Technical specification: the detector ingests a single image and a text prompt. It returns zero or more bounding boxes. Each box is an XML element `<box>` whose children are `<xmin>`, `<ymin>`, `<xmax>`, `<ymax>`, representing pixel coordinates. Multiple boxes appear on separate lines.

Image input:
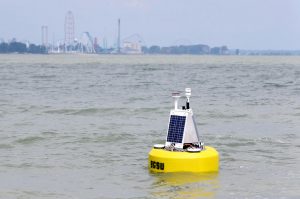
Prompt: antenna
<box><xmin>172</xmin><ymin>92</ymin><xmax>181</xmax><ymax>110</ymax></box>
<box><xmin>185</xmin><ymin>88</ymin><xmax>191</xmax><ymax>109</ymax></box>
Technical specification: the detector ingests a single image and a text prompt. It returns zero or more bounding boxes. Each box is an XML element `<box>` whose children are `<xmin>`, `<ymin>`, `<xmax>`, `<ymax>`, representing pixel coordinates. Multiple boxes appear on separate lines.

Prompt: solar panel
<box><xmin>167</xmin><ymin>115</ymin><xmax>186</xmax><ymax>143</ymax></box>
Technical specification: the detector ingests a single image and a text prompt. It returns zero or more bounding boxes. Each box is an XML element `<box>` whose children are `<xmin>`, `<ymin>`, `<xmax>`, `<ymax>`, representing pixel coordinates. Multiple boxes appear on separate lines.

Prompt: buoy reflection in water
<box><xmin>150</xmin><ymin>172</ymin><xmax>219</xmax><ymax>198</ymax></box>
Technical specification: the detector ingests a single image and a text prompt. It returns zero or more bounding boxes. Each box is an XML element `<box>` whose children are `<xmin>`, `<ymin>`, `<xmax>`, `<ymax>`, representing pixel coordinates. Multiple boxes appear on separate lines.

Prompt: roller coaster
<box><xmin>79</xmin><ymin>32</ymin><xmax>95</xmax><ymax>53</ymax></box>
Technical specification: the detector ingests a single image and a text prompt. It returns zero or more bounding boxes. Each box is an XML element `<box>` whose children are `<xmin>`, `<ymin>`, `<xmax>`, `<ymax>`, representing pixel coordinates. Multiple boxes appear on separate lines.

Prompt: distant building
<box><xmin>121</xmin><ymin>34</ymin><xmax>144</xmax><ymax>54</ymax></box>
<box><xmin>122</xmin><ymin>41</ymin><xmax>142</xmax><ymax>54</ymax></box>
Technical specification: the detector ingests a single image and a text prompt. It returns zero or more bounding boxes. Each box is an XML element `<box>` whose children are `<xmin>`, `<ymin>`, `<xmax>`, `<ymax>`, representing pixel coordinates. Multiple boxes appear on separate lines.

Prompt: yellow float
<box><xmin>148</xmin><ymin>88</ymin><xmax>219</xmax><ymax>173</ymax></box>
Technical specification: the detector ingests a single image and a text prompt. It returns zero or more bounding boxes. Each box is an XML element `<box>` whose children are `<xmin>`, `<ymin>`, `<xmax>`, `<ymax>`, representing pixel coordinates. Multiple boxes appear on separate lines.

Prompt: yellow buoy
<box><xmin>148</xmin><ymin>88</ymin><xmax>219</xmax><ymax>173</ymax></box>
<box><xmin>149</xmin><ymin>146</ymin><xmax>219</xmax><ymax>173</ymax></box>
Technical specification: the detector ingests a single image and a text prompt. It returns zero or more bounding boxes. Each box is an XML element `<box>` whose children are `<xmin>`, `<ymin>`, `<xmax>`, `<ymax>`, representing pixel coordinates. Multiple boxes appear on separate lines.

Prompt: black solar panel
<box><xmin>167</xmin><ymin>115</ymin><xmax>186</xmax><ymax>143</ymax></box>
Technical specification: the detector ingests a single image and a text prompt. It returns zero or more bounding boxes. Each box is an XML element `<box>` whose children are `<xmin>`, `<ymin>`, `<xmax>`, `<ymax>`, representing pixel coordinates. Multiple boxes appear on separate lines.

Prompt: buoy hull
<box><xmin>148</xmin><ymin>146</ymin><xmax>219</xmax><ymax>173</ymax></box>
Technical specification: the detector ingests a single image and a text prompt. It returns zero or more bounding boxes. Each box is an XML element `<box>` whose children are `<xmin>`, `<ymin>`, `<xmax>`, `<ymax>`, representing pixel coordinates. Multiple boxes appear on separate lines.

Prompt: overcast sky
<box><xmin>1</xmin><ymin>0</ymin><xmax>300</xmax><ymax>50</ymax></box>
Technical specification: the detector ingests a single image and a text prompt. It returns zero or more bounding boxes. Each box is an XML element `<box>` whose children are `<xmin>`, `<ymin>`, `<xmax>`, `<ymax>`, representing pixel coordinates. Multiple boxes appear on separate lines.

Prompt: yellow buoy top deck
<box><xmin>148</xmin><ymin>88</ymin><xmax>219</xmax><ymax>173</ymax></box>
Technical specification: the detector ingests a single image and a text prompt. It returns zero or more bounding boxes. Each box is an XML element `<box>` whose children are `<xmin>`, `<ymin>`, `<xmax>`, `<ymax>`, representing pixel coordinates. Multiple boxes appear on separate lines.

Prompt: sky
<box><xmin>0</xmin><ymin>0</ymin><xmax>300</xmax><ymax>50</ymax></box>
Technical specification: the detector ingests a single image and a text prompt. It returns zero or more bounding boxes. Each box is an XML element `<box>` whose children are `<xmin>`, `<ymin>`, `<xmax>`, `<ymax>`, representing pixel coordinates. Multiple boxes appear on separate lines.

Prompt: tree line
<box><xmin>0</xmin><ymin>41</ymin><xmax>47</xmax><ymax>54</ymax></box>
<box><xmin>142</xmin><ymin>44</ymin><xmax>229</xmax><ymax>55</ymax></box>
<box><xmin>0</xmin><ymin>41</ymin><xmax>230</xmax><ymax>55</ymax></box>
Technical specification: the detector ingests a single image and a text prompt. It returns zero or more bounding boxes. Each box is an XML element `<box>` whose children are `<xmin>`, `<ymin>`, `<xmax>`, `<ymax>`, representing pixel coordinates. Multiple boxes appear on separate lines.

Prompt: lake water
<box><xmin>0</xmin><ymin>54</ymin><xmax>299</xmax><ymax>199</ymax></box>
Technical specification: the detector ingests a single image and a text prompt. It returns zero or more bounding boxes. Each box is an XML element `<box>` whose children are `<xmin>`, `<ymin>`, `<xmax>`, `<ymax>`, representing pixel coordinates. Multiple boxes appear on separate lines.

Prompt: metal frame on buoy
<box><xmin>165</xmin><ymin>88</ymin><xmax>202</xmax><ymax>151</ymax></box>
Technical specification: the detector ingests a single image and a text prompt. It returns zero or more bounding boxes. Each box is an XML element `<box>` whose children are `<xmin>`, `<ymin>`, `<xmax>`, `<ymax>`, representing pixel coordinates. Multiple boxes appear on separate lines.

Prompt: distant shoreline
<box><xmin>1</xmin><ymin>53</ymin><xmax>300</xmax><ymax>57</ymax></box>
<box><xmin>2</xmin><ymin>41</ymin><xmax>300</xmax><ymax>56</ymax></box>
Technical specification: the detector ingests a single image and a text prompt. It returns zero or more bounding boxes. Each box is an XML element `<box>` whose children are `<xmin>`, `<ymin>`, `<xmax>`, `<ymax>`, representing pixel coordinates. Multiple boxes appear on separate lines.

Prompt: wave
<box><xmin>202</xmin><ymin>134</ymin><xmax>292</xmax><ymax>146</ymax></box>
<box><xmin>14</xmin><ymin>136</ymin><xmax>45</xmax><ymax>145</ymax></box>
<box><xmin>44</xmin><ymin>108</ymin><xmax>123</xmax><ymax>115</ymax></box>
<box><xmin>263</xmin><ymin>82</ymin><xmax>291</xmax><ymax>88</ymax></box>
<box><xmin>205</xmin><ymin>112</ymin><xmax>249</xmax><ymax>119</ymax></box>
<box><xmin>0</xmin><ymin>143</ymin><xmax>14</xmax><ymax>149</ymax></box>
<box><xmin>30</xmin><ymin>75</ymin><xmax>57</xmax><ymax>79</ymax></box>
<box><xmin>44</xmin><ymin>107</ymin><xmax>163</xmax><ymax>116</ymax></box>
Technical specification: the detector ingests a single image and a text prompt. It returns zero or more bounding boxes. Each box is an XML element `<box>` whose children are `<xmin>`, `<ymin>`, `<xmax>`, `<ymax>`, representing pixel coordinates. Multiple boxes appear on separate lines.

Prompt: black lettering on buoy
<box><xmin>160</xmin><ymin>163</ymin><xmax>164</xmax><ymax>170</ymax></box>
<box><xmin>150</xmin><ymin>160</ymin><xmax>165</xmax><ymax>170</ymax></box>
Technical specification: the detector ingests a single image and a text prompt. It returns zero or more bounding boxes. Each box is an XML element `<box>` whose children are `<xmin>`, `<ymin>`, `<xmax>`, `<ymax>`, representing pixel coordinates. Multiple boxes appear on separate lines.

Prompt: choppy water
<box><xmin>0</xmin><ymin>54</ymin><xmax>299</xmax><ymax>199</ymax></box>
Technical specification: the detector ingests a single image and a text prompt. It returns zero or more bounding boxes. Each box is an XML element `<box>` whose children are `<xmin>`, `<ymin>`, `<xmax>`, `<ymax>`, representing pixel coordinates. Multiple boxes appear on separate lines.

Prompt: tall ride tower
<box><xmin>41</xmin><ymin>25</ymin><xmax>48</xmax><ymax>46</ymax></box>
<box><xmin>64</xmin><ymin>11</ymin><xmax>75</xmax><ymax>48</ymax></box>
